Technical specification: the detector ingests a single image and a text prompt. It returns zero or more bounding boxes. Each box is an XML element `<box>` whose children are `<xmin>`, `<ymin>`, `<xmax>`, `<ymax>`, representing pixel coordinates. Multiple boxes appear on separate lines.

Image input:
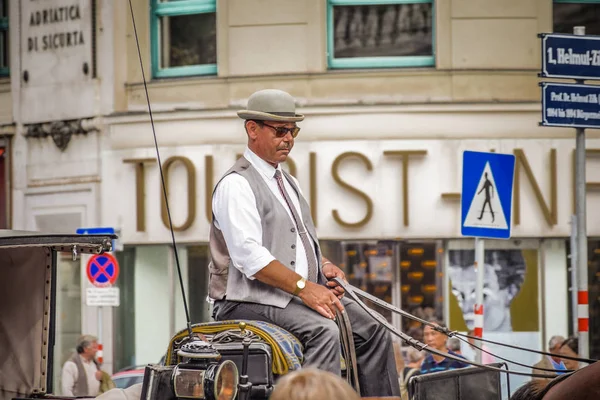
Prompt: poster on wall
<box><xmin>448</xmin><ymin>248</ymin><xmax>538</xmax><ymax>333</ymax></box>
<box><xmin>447</xmin><ymin>247</ymin><xmax>540</xmax><ymax>394</ymax></box>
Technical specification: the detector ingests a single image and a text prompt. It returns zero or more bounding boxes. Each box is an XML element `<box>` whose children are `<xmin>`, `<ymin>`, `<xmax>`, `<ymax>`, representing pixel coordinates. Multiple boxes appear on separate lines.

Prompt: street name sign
<box><xmin>541</xmin><ymin>82</ymin><xmax>600</xmax><ymax>129</ymax></box>
<box><xmin>540</xmin><ymin>33</ymin><xmax>600</xmax><ymax>80</ymax></box>
<box><xmin>461</xmin><ymin>151</ymin><xmax>516</xmax><ymax>240</ymax></box>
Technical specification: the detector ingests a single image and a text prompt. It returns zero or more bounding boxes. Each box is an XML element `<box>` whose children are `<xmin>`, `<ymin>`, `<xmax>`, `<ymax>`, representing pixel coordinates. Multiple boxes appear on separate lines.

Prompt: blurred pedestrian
<box><xmin>269</xmin><ymin>367</ymin><xmax>360</xmax><ymax>400</ymax></box>
<box><xmin>532</xmin><ymin>335</ymin><xmax>566</xmax><ymax>381</ymax></box>
<box><xmin>392</xmin><ymin>337</ymin><xmax>406</xmax><ymax>380</ymax></box>
<box><xmin>420</xmin><ymin>320</ymin><xmax>469</xmax><ymax>374</ymax></box>
<box><xmin>447</xmin><ymin>337</ymin><xmax>462</xmax><ymax>355</ymax></box>
<box><xmin>407</xmin><ymin>325</ymin><xmax>424</xmax><ymax>342</ymax></box>
<box><xmin>399</xmin><ymin>346</ymin><xmax>424</xmax><ymax>400</ymax></box>
<box><xmin>467</xmin><ymin>329</ymin><xmax>496</xmax><ymax>364</ymax></box>
<box><xmin>559</xmin><ymin>336</ymin><xmax>580</xmax><ymax>372</ymax></box>
<box><xmin>61</xmin><ymin>334</ymin><xmax>114</xmax><ymax>396</ymax></box>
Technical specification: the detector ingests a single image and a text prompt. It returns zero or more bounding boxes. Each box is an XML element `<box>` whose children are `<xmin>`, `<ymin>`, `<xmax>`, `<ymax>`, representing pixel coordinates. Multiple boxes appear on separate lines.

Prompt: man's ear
<box><xmin>246</xmin><ymin>120</ymin><xmax>259</xmax><ymax>140</ymax></box>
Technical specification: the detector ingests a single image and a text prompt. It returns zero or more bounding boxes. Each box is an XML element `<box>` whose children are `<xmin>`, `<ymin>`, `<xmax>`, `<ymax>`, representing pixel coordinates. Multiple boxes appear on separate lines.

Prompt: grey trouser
<box><xmin>212</xmin><ymin>295</ymin><xmax>400</xmax><ymax>397</ymax></box>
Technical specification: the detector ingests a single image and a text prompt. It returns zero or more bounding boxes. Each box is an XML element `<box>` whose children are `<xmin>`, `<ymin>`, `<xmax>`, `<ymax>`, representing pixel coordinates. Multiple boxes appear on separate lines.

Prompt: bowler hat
<box><xmin>237</xmin><ymin>89</ymin><xmax>304</xmax><ymax>122</ymax></box>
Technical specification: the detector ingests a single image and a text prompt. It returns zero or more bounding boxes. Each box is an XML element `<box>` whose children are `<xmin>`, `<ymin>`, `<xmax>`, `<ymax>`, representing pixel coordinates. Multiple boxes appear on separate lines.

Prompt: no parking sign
<box><xmin>86</xmin><ymin>253</ymin><xmax>120</xmax><ymax>287</ymax></box>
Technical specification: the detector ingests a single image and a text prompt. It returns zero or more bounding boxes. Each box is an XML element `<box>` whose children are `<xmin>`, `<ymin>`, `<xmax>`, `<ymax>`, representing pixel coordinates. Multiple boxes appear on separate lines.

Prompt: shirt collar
<box><xmin>79</xmin><ymin>354</ymin><xmax>92</xmax><ymax>364</ymax></box>
<box><xmin>244</xmin><ymin>147</ymin><xmax>282</xmax><ymax>180</ymax></box>
<box><xmin>549</xmin><ymin>356</ymin><xmax>566</xmax><ymax>370</ymax></box>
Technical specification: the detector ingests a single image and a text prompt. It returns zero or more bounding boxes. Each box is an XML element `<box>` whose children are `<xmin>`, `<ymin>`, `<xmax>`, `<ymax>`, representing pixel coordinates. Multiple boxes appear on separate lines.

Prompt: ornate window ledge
<box><xmin>24</xmin><ymin>117</ymin><xmax>101</xmax><ymax>151</ymax></box>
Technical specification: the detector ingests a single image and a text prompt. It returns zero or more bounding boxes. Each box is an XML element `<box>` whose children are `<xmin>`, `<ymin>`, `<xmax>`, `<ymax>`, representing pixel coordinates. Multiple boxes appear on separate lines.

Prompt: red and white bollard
<box><xmin>97</xmin><ymin>343</ymin><xmax>104</xmax><ymax>365</ymax></box>
<box><xmin>473</xmin><ymin>304</ymin><xmax>484</xmax><ymax>339</ymax></box>
<box><xmin>578</xmin><ymin>290</ymin><xmax>589</xmax><ymax>333</ymax></box>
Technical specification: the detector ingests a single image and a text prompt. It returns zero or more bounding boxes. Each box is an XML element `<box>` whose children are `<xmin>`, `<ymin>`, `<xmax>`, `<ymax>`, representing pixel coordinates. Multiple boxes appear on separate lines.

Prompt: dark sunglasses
<box><xmin>259</xmin><ymin>121</ymin><xmax>301</xmax><ymax>138</ymax></box>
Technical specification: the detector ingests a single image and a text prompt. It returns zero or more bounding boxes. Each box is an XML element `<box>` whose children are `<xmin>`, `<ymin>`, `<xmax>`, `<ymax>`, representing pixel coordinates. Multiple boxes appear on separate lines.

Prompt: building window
<box><xmin>320</xmin><ymin>240</ymin><xmax>443</xmax><ymax>333</ymax></box>
<box><xmin>554</xmin><ymin>1</ymin><xmax>600</xmax><ymax>35</ymax></box>
<box><xmin>325</xmin><ymin>241</ymin><xmax>397</xmax><ymax>323</ymax></box>
<box><xmin>151</xmin><ymin>0</ymin><xmax>217</xmax><ymax>78</ymax></box>
<box><xmin>0</xmin><ymin>0</ymin><xmax>8</xmax><ymax>77</ymax></box>
<box><xmin>327</xmin><ymin>0</ymin><xmax>434</xmax><ymax>69</ymax></box>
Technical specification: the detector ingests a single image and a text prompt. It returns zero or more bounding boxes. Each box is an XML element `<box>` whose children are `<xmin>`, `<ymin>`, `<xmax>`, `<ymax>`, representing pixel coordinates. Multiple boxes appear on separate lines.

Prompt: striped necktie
<box><xmin>274</xmin><ymin>170</ymin><xmax>318</xmax><ymax>282</ymax></box>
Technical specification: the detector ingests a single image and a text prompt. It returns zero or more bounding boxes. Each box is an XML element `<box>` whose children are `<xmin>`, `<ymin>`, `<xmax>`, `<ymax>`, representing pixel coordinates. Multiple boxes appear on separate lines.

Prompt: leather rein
<box><xmin>332</xmin><ymin>277</ymin><xmax>597</xmax><ymax>380</ymax></box>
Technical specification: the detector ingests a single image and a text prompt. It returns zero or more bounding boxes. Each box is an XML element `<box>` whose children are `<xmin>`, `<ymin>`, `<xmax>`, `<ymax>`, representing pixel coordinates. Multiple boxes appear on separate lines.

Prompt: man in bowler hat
<box><xmin>207</xmin><ymin>89</ymin><xmax>400</xmax><ymax>397</ymax></box>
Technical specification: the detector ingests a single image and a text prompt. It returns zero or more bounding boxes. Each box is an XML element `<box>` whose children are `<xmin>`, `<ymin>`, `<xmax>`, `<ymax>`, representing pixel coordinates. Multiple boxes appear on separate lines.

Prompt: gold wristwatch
<box><xmin>293</xmin><ymin>277</ymin><xmax>307</xmax><ymax>295</ymax></box>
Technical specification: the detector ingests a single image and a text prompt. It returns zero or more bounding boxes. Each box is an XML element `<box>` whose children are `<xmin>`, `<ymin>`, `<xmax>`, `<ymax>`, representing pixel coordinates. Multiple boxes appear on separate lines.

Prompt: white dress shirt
<box><xmin>61</xmin><ymin>355</ymin><xmax>100</xmax><ymax>396</ymax></box>
<box><xmin>212</xmin><ymin>147</ymin><xmax>317</xmax><ymax>280</ymax></box>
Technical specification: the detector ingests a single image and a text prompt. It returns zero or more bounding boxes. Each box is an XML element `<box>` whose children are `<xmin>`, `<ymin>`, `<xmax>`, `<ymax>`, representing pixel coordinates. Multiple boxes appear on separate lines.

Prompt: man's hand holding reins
<box><xmin>298</xmin><ymin>281</ymin><xmax>344</xmax><ymax>320</ymax></box>
<box><xmin>322</xmin><ymin>261</ymin><xmax>347</xmax><ymax>299</ymax></box>
<box><xmin>252</xmin><ymin>260</ymin><xmax>344</xmax><ymax>320</ymax></box>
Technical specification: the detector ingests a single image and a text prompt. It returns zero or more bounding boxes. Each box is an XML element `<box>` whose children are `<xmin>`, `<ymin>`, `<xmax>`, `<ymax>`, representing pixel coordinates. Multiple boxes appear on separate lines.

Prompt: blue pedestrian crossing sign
<box><xmin>461</xmin><ymin>151</ymin><xmax>516</xmax><ymax>239</ymax></box>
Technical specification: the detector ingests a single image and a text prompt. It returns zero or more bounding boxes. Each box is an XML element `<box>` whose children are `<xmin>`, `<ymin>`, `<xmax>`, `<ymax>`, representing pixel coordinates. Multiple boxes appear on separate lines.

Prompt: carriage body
<box><xmin>0</xmin><ymin>230</ymin><xmax>116</xmax><ymax>400</ymax></box>
<box><xmin>0</xmin><ymin>230</ymin><xmax>359</xmax><ymax>400</ymax></box>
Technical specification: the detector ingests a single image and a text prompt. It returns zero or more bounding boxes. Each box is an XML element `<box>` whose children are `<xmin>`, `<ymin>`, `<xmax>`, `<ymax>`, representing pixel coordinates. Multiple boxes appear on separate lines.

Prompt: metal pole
<box><xmin>570</xmin><ymin>215</ymin><xmax>579</xmax><ymax>337</ymax></box>
<box><xmin>474</xmin><ymin>237</ymin><xmax>485</xmax><ymax>364</ymax></box>
<box><xmin>574</xmin><ymin>25</ymin><xmax>589</xmax><ymax>359</ymax></box>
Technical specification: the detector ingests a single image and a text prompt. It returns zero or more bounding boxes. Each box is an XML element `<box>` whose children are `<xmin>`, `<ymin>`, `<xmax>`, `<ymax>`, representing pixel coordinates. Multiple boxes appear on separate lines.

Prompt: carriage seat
<box><xmin>164</xmin><ymin>320</ymin><xmax>304</xmax><ymax>375</ymax></box>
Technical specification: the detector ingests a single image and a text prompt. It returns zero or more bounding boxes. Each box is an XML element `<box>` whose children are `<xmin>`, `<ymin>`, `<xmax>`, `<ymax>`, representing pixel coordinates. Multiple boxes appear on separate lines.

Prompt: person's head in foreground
<box><xmin>269</xmin><ymin>367</ymin><xmax>360</xmax><ymax>400</ymax></box>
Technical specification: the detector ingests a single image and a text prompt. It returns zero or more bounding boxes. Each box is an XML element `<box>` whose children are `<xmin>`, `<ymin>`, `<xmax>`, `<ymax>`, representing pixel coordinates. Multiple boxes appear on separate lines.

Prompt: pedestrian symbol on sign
<box><xmin>461</xmin><ymin>151</ymin><xmax>515</xmax><ymax>240</ymax></box>
<box><xmin>477</xmin><ymin>172</ymin><xmax>495</xmax><ymax>222</ymax></box>
<box><xmin>463</xmin><ymin>162</ymin><xmax>508</xmax><ymax>230</ymax></box>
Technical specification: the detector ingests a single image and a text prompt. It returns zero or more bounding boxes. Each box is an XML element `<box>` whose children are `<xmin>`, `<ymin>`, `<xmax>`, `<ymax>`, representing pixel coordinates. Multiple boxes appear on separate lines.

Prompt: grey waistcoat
<box><xmin>208</xmin><ymin>156</ymin><xmax>324</xmax><ymax>308</ymax></box>
<box><xmin>69</xmin><ymin>353</ymin><xmax>99</xmax><ymax>396</ymax></box>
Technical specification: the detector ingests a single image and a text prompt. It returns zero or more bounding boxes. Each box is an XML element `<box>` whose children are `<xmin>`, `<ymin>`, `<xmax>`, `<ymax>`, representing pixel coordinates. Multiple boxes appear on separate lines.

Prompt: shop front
<box><xmin>101</xmin><ymin>111</ymin><xmax>600</xmax><ymax>386</ymax></box>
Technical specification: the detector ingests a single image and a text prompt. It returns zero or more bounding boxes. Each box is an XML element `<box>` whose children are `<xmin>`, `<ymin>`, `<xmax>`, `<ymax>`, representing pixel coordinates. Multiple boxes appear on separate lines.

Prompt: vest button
<box><xmin>291</xmin><ymin>261</ymin><xmax>295</xmax><ymax>266</ymax></box>
<box><xmin>291</xmin><ymin>227</ymin><xmax>296</xmax><ymax>233</ymax></box>
<box><xmin>291</xmin><ymin>244</ymin><xmax>296</xmax><ymax>249</ymax></box>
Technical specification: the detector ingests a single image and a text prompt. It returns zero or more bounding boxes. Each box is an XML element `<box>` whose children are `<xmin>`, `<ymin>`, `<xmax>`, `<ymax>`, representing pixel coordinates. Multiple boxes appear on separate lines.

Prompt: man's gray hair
<box><xmin>548</xmin><ymin>335</ymin><xmax>566</xmax><ymax>350</ymax></box>
<box><xmin>447</xmin><ymin>337</ymin><xmax>462</xmax><ymax>352</ymax></box>
<box><xmin>76</xmin><ymin>334</ymin><xmax>98</xmax><ymax>353</ymax></box>
<box><xmin>405</xmin><ymin>346</ymin><xmax>425</xmax><ymax>363</ymax></box>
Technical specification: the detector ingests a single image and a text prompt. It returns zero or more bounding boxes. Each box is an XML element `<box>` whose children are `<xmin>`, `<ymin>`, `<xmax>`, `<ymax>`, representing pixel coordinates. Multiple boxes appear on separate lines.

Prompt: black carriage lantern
<box><xmin>172</xmin><ymin>337</ymin><xmax>239</xmax><ymax>400</ymax></box>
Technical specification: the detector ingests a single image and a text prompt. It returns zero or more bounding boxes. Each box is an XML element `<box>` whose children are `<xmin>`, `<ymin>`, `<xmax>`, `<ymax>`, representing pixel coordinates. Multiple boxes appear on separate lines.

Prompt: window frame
<box><xmin>552</xmin><ymin>0</ymin><xmax>600</xmax><ymax>35</ymax></box>
<box><xmin>554</xmin><ymin>0</ymin><xmax>600</xmax><ymax>3</ymax></box>
<box><xmin>0</xmin><ymin>0</ymin><xmax>8</xmax><ymax>78</ymax></box>
<box><xmin>150</xmin><ymin>0</ymin><xmax>217</xmax><ymax>79</ymax></box>
<box><xmin>326</xmin><ymin>0</ymin><xmax>436</xmax><ymax>70</ymax></box>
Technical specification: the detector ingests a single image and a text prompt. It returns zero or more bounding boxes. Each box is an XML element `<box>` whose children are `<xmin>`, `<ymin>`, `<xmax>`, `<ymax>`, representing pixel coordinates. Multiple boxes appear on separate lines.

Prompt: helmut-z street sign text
<box><xmin>540</xmin><ymin>33</ymin><xmax>600</xmax><ymax>80</ymax></box>
<box><xmin>541</xmin><ymin>82</ymin><xmax>600</xmax><ymax>129</ymax></box>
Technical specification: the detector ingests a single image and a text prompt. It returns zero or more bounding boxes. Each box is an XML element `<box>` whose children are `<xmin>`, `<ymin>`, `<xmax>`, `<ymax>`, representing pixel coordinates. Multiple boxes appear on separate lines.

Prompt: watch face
<box><xmin>298</xmin><ymin>279</ymin><xmax>306</xmax><ymax>289</ymax></box>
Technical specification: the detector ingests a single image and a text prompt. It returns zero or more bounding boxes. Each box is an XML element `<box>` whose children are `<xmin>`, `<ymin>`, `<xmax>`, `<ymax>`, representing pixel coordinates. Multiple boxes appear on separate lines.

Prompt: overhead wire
<box><xmin>128</xmin><ymin>0</ymin><xmax>194</xmax><ymax>338</ymax></box>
